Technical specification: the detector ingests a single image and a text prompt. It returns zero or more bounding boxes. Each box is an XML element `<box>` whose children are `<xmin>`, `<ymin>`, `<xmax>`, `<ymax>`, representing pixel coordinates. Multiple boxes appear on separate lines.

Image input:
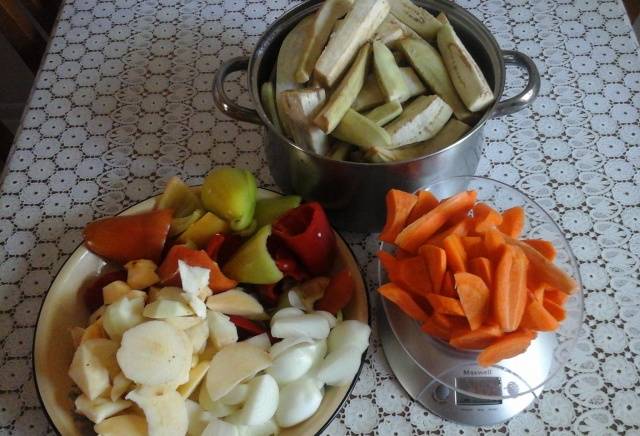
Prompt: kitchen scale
<box><xmin>376</xmin><ymin>176</ymin><xmax>584</xmax><ymax>426</ymax></box>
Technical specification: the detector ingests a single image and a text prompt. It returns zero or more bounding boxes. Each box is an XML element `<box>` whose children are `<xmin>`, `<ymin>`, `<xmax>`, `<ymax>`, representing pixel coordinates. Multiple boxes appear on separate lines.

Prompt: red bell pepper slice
<box><xmin>157</xmin><ymin>245</ymin><xmax>237</xmax><ymax>292</ymax></box>
<box><xmin>82</xmin><ymin>269</ymin><xmax>127</xmax><ymax>312</ymax></box>
<box><xmin>205</xmin><ymin>233</ymin><xmax>243</xmax><ymax>266</ymax></box>
<box><xmin>84</xmin><ymin>209</ymin><xmax>173</xmax><ymax>264</ymax></box>
<box><xmin>266</xmin><ymin>237</ymin><xmax>308</xmax><ymax>282</ymax></box>
<box><xmin>315</xmin><ymin>268</ymin><xmax>355</xmax><ymax>315</ymax></box>
<box><xmin>272</xmin><ymin>202</ymin><xmax>336</xmax><ymax>275</ymax></box>
<box><xmin>229</xmin><ymin>315</ymin><xmax>267</xmax><ymax>337</ymax></box>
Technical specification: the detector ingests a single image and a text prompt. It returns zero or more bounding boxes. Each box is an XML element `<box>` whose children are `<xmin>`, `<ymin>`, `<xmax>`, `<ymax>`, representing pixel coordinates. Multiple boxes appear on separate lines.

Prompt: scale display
<box><xmin>454</xmin><ymin>377</ymin><xmax>503</xmax><ymax>405</ymax></box>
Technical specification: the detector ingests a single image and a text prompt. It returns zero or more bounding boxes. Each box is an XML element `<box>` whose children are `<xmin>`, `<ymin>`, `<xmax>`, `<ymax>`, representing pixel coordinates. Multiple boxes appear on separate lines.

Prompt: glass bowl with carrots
<box><xmin>376</xmin><ymin>175</ymin><xmax>583</xmax><ymax>401</ymax></box>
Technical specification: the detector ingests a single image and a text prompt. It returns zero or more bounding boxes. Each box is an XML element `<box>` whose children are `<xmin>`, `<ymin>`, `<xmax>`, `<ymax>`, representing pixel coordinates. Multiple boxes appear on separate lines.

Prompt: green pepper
<box><xmin>254</xmin><ymin>196</ymin><xmax>302</xmax><ymax>228</ymax></box>
<box><xmin>222</xmin><ymin>225</ymin><xmax>284</xmax><ymax>284</ymax></box>
<box><xmin>201</xmin><ymin>167</ymin><xmax>257</xmax><ymax>231</ymax></box>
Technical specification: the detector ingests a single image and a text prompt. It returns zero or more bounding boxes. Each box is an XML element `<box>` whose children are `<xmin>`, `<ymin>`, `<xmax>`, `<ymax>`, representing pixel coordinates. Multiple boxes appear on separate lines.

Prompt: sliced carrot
<box><xmin>395</xmin><ymin>256</ymin><xmax>432</xmax><ymax>296</ymax></box>
<box><xmin>504</xmin><ymin>235</ymin><xmax>577</xmax><ymax>294</ymax></box>
<box><xmin>443</xmin><ymin>234</ymin><xmax>467</xmax><ymax>273</ymax></box>
<box><xmin>378</xmin><ymin>251</ymin><xmax>431</xmax><ymax>296</ymax></box>
<box><xmin>461</xmin><ymin>236</ymin><xmax>484</xmax><ymax>259</ymax></box>
<box><xmin>419</xmin><ymin>244</ymin><xmax>446</xmax><ymax>294</ymax></box>
<box><xmin>498</xmin><ymin>207</ymin><xmax>525</xmax><ymax>238</ymax></box>
<box><xmin>520</xmin><ymin>299</ymin><xmax>559</xmax><ymax>331</ymax></box>
<box><xmin>421</xmin><ymin>317</ymin><xmax>452</xmax><ymax>341</ymax></box>
<box><xmin>395</xmin><ymin>190</ymin><xmax>477</xmax><ymax>253</ymax></box>
<box><xmin>425</xmin><ymin>293</ymin><xmax>465</xmax><ymax>317</ymax></box>
<box><xmin>446</xmin><ymin>208</ymin><xmax>472</xmax><ymax>226</ymax></box>
<box><xmin>378</xmin><ymin>283</ymin><xmax>430</xmax><ymax>322</ymax></box>
<box><xmin>543</xmin><ymin>298</ymin><xmax>566</xmax><ymax>321</ymax></box>
<box><xmin>407</xmin><ymin>190</ymin><xmax>439</xmax><ymax>224</ymax></box>
<box><xmin>493</xmin><ymin>244</ymin><xmax>514</xmax><ymax>332</ymax></box>
<box><xmin>377</xmin><ymin>250</ymin><xmax>398</xmax><ymax>278</ymax></box>
<box><xmin>427</xmin><ymin>218</ymin><xmax>471</xmax><ymax>248</ymax></box>
<box><xmin>450</xmin><ymin>324</ymin><xmax>503</xmax><ymax>350</ymax></box>
<box><xmin>440</xmin><ymin>271</ymin><xmax>457</xmax><ymax>298</ymax></box>
<box><xmin>432</xmin><ymin>312</ymin><xmax>469</xmax><ymax>331</ymax></box>
<box><xmin>477</xmin><ymin>330</ymin><xmax>536</xmax><ymax>367</ymax></box>
<box><xmin>482</xmin><ymin>228</ymin><xmax>505</xmax><ymax>262</ymax></box>
<box><xmin>471</xmin><ymin>203</ymin><xmax>503</xmax><ymax>233</ymax></box>
<box><xmin>530</xmin><ymin>283</ymin><xmax>545</xmax><ymax>302</ymax></box>
<box><xmin>545</xmin><ymin>288</ymin><xmax>568</xmax><ymax>305</ymax></box>
<box><xmin>506</xmin><ymin>246</ymin><xmax>529</xmax><ymax>332</ymax></box>
<box><xmin>379</xmin><ymin>189</ymin><xmax>418</xmax><ymax>243</ymax></box>
<box><xmin>523</xmin><ymin>239</ymin><xmax>557</xmax><ymax>261</ymax></box>
<box><xmin>469</xmin><ymin>257</ymin><xmax>493</xmax><ymax>289</ymax></box>
<box><xmin>395</xmin><ymin>248</ymin><xmax>413</xmax><ymax>260</ymax></box>
<box><xmin>455</xmin><ymin>272</ymin><xmax>491</xmax><ymax>330</ymax></box>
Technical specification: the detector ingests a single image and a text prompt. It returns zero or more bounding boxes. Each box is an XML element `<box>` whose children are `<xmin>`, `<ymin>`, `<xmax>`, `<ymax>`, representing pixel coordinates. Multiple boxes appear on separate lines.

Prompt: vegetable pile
<box><xmin>376</xmin><ymin>188</ymin><xmax>578</xmax><ymax>367</ymax></box>
<box><xmin>261</xmin><ymin>0</ymin><xmax>494</xmax><ymax>162</ymax></box>
<box><xmin>70</xmin><ymin>167</ymin><xmax>369</xmax><ymax>436</ymax></box>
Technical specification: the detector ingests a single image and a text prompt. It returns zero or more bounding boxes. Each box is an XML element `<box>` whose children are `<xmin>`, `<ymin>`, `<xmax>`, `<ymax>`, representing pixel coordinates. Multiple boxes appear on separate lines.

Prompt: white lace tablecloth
<box><xmin>1</xmin><ymin>0</ymin><xmax>640</xmax><ymax>434</ymax></box>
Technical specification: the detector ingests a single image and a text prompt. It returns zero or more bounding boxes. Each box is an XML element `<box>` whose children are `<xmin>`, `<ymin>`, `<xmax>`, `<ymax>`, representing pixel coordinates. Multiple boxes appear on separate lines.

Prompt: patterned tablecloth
<box><xmin>1</xmin><ymin>0</ymin><xmax>640</xmax><ymax>434</ymax></box>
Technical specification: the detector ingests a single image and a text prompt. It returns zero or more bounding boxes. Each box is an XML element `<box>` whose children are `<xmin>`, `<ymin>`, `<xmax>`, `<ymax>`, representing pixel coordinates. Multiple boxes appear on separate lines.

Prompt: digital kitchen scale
<box><xmin>379</xmin><ymin>294</ymin><xmax>581</xmax><ymax>426</ymax></box>
<box><xmin>376</xmin><ymin>176</ymin><xmax>584</xmax><ymax>426</ymax></box>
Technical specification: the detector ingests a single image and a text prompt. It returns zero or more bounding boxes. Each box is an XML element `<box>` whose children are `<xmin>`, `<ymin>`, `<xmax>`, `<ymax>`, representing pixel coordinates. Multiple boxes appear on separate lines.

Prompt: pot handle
<box><xmin>213</xmin><ymin>56</ymin><xmax>262</xmax><ymax>125</ymax></box>
<box><xmin>493</xmin><ymin>50</ymin><xmax>540</xmax><ymax>117</ymax></box>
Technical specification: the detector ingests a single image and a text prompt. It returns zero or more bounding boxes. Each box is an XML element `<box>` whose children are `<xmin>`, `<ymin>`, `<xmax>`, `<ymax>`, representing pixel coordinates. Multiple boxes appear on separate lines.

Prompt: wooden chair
<box><xmin>0</xmin><ymin>0</ymin><xmax>50</xmax><ymax>73</ymax></box>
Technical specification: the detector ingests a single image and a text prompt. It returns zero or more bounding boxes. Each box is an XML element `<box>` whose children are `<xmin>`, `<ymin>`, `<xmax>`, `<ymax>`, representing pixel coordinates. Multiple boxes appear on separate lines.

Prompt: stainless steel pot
<box><xmin>213</xmin><ymin>0</ymin><xmax>540</xmax><ymax>233</ymax></box>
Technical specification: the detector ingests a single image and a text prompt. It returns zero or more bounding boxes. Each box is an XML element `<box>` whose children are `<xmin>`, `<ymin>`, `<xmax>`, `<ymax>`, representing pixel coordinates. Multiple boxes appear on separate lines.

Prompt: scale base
<box><xmin>379</xmin><ymin>308</ymin><xmax>540</xmax><ymax>426</ymax></box>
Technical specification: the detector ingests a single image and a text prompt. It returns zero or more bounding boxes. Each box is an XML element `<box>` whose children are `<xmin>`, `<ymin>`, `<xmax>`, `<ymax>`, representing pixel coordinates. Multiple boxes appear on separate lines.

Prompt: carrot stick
<box><xmin>425</xmin><ymin>293</ymin><xmax>465</xmax><ymax>317</ymax></box>
<box><xmin>523</xmin><ymin>239</ymin><xmax>557</xmax><ymax>261</ymax></box>
<box><xmin>461</xmin><ymin>236</ymin><xmax>483</xmax><ymax>259</ymax></box>
<box><xmin>421</xmin><ymin>317</ymin><xmax>452</xmax><ymax>340</ymax></box>
<box><xmin>493</xmin><ymin>244</ymin><xmax>514</xmax><ymax>331</ymax></box>
<box><xmin>477</xmin><ymin>330</ymin><xmax>536</xmax><ymax>367</ymax></box>
<box><xmin>504</xmin><ymin>235</ymin><xmax>578</xmax><ymax>294</ymax></box>
<box><xmin>450</xmin><ymin>324</ymin><xmax>503</xmax><ymax>350</ymax></box>
<box><xmin>544</xmin><ymin>288</ymin><xmax>568</xmax><ymax>305</ymax></box>
<box><xmin>508</xmin><ymin>247</ymin><xmax>529</xmax><ymax>332</ymax></box>
<box><xmin>530</xmin><ymin>284</ymin><xmax>545</xmax><ymax>302</ymax></box>
<box><xmin>378</xmin><ymin>283</ymin><xmax>430</xmax><ymax>322</ymax></box>
<box><xmin>395</xmin><ymin>190</ymin><xmax>477</xmax><ymax>253</ymax></box>
<box><xmin>520</xmin><ymin>299</ymin><xmax>559</xmax><ymax>331</ymax></box>
<box><xmin>469</xmin><ymin>257</ymin><xmax>493</xmax><ymax>288</ymax></box>
<box><xmin>396</xmin><ymin>256</ymin><xmax>432</xmax><ymax>296</ymax></box>
<box><xmin>407</xmin><ymin>190</ymin><xmax>439</xmax><ymax>224</ymax></box>
<box><xmin>443</xmin><ymin>234</ymin><xmax>467</xmax><ymax>273</ymax></box>
<box><xmin>378</xmin><ymin>251</ymin><xmax>431</xmax><ymax>296</ymax></box>
<box><xmin>432</xmin><ymin>312</ymin><xmax>469</xmax><ymax>331</ymax></box>
<box><xmin>498</xmin><ymin>207</ymin><xmax>525</xmax><ymax>238</ymax></box>
<box><xmin>455</xmin><ymin>272</ymin><xmax>490</xmax><ymax>330</ymax></box>
<box><xmin>395</xmin><ymin>248</ymin><xmax>413</xmax><ymax>260</ymax></box>
<box><xmin>482</xmin><ymin>228</ymin><xmax>505</xmax><ymax>262</ymax></box>
<box><xmin>426</xmin><ymin>217</ymin><xmax>472</xmax><ymax>248</ymax></box>
<box><xmin>440</xmin><ymin>271</ymin><xmax>457</xmax><ymax>298</ymax></box>
<box><xmin>471</xmin><ymin>203</ymin><xmax>503</xmax><ymax>233</ymax></box>
<box><xmin>543</xmin><ymin>298</ymin><xmax>566</xmax><ymax>321</ymax></box>
<box><xmin>379</xmin><ymin>189</ymin><xmax>418</xmax><ymax>243</ymax></box>
<box><xmin>418</xmin><ymin>244</ymin><xmax>446</xmax><ymax>294</ymax></box>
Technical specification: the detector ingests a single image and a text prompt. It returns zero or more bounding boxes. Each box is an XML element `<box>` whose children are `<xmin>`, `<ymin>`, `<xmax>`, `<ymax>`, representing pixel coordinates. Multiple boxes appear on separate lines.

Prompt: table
<box><xmin>1</xmin><ymin>0</ymin><xmax>639</xmax><ymax>433</ymax></box>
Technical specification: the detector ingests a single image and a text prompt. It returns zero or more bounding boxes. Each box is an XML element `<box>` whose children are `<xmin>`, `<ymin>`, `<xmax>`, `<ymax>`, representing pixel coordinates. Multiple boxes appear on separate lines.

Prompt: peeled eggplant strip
<box><xmin>365</xmin><ymin>101</ymin><xmax>402</xmax><ymax>126</ymax></box>
<box><xmin>388</xmin><ymin>0</ymin><xmax>441</xmax><ymax>40</ymax></box>
<box><xmin>280</xmin><ymin>88</ymin><xmax>330</xmax><ymax>155</ymax></box>
<box><xmin>331</xmin><ymin>108</ymin><xmax>392</xmax><ymax>149</ymax></box>
<box><xmin>260</xmin><ymin>82</ymin><xmax>282</xmax><ymax>133</ymax></box>
<box><xmin>398</xmin><ymin>37</ymin><xmax>473</xmax><ymax>122</ymax></box>
<box><xmin>372</xmin><ymin>41</ymin><xmax>408</xmax><ymax>102</ymax></box>
<box><xmin>296</xmin><ymin>0</ymin><xmax>354</xmax><ymax>84</ymax></box>
<box><xmin>314</xmin><ymin>0</ymin><xmax>389</xmax><ymax>87</ymax></box>
<box><xmin>352</xmin><ymin>67</ymin><xmax>426</xmax><ymax>111</ymax></box>
<box><xmin>437</xmin><ymin>23</ymin><xmax>495</xmax><ymax>112</ymax></box>
<box><xmin>385</xmin><ymin>95</ymin><xmax>452</xmax><ymax>147</ymax></box>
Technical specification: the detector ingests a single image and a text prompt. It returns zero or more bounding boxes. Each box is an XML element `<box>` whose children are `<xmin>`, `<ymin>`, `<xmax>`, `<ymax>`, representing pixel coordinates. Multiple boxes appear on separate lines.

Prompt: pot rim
<box><xmin>247</xmin><ymin>0</ymin><xmax>506</xmax><ymax>166</ymax></box>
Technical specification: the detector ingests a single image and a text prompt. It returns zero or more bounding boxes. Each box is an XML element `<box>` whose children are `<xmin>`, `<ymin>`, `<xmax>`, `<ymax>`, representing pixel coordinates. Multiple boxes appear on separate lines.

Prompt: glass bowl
<box><xmin>378</xmin><ymin>176</ymin><xmax>584</xmax><ymax>401</ymax></box>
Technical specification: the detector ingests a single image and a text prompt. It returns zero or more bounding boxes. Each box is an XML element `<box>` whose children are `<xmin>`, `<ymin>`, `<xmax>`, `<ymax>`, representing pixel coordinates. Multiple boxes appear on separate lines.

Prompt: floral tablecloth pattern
<box><xmin>1</xmin><ymin>0</ymin><xmax>639</xmax><ymax>434</ymax></box>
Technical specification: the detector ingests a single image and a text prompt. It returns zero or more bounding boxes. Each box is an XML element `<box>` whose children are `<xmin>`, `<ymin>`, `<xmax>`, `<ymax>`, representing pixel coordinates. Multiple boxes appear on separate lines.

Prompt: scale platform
<box><xmin>379</xmin><ymin>299</ymin><xmax>552</xmax><ymax>426</ymax></box>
